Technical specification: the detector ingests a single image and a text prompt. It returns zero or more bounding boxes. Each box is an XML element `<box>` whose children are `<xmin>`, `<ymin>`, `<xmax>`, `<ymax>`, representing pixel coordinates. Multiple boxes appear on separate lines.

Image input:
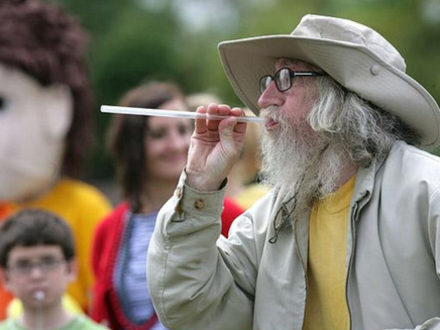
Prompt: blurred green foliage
<box><xmin>55</xmin><ymin>0</ymin><xmax>440</xmax><ymax>180</ymax></box>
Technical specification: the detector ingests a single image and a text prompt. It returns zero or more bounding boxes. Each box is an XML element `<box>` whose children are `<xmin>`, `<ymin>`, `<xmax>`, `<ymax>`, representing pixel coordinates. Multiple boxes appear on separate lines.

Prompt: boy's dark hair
<box><xmin>0</xmin><ymin>209</ymin><xmax>75</xmax><ymax>268</ymax></box>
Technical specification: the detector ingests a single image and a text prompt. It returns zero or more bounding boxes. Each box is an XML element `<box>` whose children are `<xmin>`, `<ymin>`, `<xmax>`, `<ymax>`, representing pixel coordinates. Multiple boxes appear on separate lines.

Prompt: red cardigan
<box><xmin>91</xmin><ymin>198</ymin><xmax>243</xmax><ymax>329</ymax></box>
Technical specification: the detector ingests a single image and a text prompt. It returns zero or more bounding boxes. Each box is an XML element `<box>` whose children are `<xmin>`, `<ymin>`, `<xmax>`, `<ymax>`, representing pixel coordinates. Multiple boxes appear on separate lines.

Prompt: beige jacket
<box><xmin>147</xmin><ymin>142</ymin><xmax>440</xmax><ymax>330</ymax></box>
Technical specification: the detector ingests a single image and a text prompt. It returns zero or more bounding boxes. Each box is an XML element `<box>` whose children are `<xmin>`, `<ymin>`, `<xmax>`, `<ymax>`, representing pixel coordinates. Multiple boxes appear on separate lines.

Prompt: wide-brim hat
<box><xmin>218</xmin><ymin>14</ymin><xmax>440</xmax><ymax>150</ymax></box>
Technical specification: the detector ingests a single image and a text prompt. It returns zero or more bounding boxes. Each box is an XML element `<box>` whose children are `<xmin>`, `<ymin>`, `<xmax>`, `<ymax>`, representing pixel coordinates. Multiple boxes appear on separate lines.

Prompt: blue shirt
<box><xmin>114</xmin><ymin>212</ymin><xmax>168</xmax><ymax>330</ymax></box>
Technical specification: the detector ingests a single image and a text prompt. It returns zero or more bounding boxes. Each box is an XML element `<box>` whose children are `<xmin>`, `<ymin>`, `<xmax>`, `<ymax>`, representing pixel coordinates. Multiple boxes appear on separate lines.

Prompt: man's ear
<box><xmin>42</xmin><ymin>84</ymin><xmax>73</xmax><ymax>140</ymax></box>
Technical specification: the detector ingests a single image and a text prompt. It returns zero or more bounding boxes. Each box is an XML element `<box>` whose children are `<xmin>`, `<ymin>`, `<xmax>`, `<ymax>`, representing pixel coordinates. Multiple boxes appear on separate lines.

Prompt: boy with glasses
<box><xmin>0</xmin><ymin>209</ymin><xmax>107</xmax><ymax>330</ymax></box>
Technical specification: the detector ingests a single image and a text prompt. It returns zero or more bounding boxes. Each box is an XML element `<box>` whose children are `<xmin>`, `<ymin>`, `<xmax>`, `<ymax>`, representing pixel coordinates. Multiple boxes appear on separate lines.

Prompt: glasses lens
<box><xmin>13</xmin><ymin>261</ymin><xmax>32</xmax><ymax>274</ymax></box>
<box><xmin>9</xmin><ymin>257</ymin><xmax>63</xmax><ymax>275</ymax></box>
<box><xmin>259</xmin><ymin>76</ymin><xmax>273</xmax><ymax>94</ymax></box>
<box><xmin>276</xmin><ymin>68</ymin><xmax>291</xmax><ymax>92</ymax></box>
<box><xmin>40</xmin><ymin>257</ymin><xmax>61</xmax><ymax>271</ymax></box>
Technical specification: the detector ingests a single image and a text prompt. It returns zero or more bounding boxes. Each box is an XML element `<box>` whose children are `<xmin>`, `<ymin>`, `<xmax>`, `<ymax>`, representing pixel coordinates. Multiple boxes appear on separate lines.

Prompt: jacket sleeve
<box><xmin>399</xmin><ymin>184</ymin><xmax>440</xmax><ymax>330</ymax></box>
<box><xmin>385</xmin><ymin>318</ymin><xmax>440</xmax><ymax>330</ymax></box>
<box><xmin>409</xmin><ymin>188</ymin><xmax>440</xmax><ymax>330</ymax></box>
<box><xmin>386</xmin><ymin>185</ymin><xmax>440</xmax><ymax>330</ymax></box>
<box><xmin>408</xmin><ymin>188</ymin><xmax>440</xmax><ymax>330</ymax></box>
<box><xmin>147</xmin><ymin>173</ymin><xmax>259</xmax><ymax>330</ymax></box>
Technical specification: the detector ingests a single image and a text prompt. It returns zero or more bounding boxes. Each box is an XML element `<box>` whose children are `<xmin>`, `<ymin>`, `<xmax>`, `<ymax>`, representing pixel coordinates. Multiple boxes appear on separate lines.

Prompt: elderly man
<box><xmin>147</xmin><ymin>15</ymin><xmax>440</xmax><ymax>330</ymax></box>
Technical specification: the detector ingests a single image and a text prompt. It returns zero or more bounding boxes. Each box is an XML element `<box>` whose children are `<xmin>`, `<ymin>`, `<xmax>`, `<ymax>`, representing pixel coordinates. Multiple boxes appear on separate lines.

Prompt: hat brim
<box><xmin>218</xmin><ymin>35</ymin><xmax>440</xmax><ymax>150</ymax></box>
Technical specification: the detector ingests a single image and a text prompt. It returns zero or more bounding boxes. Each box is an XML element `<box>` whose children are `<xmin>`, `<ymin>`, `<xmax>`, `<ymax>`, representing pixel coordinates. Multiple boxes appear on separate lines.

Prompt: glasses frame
<box><xmin>6</xmin><ymin>257</ymin><xmax>66</xmax><ymax>277</ymax></box>
<box><xmin>259</xmin><ymin>67</ymin><xmax>326</xmax><ymax>94</ymax></box>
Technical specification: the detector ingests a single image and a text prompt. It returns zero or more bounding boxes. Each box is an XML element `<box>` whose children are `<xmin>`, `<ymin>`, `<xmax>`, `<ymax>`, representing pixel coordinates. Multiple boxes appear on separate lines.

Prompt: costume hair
<box><xmin>107</xmin><ymin>81</ymin><xmax>186</xmax><ymax>212</ymax></box>
<box><xmin>0</xmin><ymin>0</ymin><xmax>93</xmax><ymax>177</ymax></box>
<box><xmin>0</xmin><ymin>209</ymin><xmax>75</xmax><ymax>268</ymax></box>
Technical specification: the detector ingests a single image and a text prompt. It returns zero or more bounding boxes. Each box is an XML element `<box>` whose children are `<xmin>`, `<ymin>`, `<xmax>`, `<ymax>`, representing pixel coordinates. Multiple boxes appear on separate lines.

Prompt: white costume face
<box><xmin>0</xmin><ymin>63</ymin><xmax>73</xmax><ymax>202</ymax></box>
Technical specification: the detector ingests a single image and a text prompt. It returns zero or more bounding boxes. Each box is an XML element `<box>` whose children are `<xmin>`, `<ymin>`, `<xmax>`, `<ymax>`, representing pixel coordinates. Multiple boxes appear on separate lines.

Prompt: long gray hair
<box><xmin>309</xmin><ymin>76</ymin><xmax>420</xmax><ymax>167</ymax></box>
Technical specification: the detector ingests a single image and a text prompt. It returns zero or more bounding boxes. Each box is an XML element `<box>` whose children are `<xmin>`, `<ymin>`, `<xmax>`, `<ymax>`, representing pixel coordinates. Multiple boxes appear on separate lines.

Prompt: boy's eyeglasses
<box><xmin>7</xmin><ymin>257</ymin><xmax>65</xmax><ymax>276</ymax></box>
<box><xmin>259</xmin><ymin>67</ymin><xmax>326</xmax><ymax>95</ymax></box>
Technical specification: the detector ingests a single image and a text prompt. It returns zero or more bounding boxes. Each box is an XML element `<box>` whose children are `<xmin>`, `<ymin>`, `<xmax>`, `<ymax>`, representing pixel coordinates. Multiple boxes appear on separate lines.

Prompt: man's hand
<box><xmin>186</xmin><ymin>104</ymin><xmax>247</xmax><ymax>191</ymax></box>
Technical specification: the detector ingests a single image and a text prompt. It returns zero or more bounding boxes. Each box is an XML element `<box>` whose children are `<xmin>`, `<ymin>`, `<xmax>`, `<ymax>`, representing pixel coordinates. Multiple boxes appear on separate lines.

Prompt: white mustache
<box><xmin>260</xmin><ymin>106</ymin><xmax>283</xmax><ymax>122</ymax></box>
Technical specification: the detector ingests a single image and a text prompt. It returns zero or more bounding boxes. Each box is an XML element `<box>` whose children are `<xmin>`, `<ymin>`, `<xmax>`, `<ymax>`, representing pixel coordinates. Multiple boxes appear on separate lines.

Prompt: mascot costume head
<box><xmin>0</xmin><ymin>0</ymin><xmax>93</xmax><ymax>202</ymax></box>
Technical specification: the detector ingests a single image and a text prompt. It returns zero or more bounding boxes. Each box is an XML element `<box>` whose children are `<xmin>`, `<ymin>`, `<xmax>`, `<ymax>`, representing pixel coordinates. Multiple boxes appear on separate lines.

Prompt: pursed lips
<box><xmin>260</xmin><ymin>107</ymin><xmax>281</xmax><ymax>131</ymax></box>
<box><xmin>264</xmin><ymin>116</ymin><xmax>280</xmax><ymax>130</ymax></box>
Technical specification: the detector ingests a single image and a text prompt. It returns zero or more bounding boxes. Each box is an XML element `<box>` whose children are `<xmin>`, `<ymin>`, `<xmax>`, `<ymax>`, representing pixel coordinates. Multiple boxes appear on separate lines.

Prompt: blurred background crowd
<box><xmin>55</xmin><ymin>0</ymin><xmax>440</xmax><ymax>190</ymax></box>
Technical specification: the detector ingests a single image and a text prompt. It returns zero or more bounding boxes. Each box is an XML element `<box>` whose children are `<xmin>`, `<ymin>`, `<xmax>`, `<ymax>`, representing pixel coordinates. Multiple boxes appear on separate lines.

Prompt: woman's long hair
<box><xmin>107</xmin><ymin>81</ymin><xmax>185</xmax><ymax>212</ymax></box>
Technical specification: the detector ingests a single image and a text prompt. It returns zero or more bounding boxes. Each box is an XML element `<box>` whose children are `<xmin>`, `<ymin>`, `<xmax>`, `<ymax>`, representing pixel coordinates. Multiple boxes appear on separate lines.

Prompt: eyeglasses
<box><xmin>7</xmin><ymin>257</ymin><xmax>65</xmax><ymax>276</ymax></box>
<box><xmin>259</xmin><ymin>67</ymin><xmax>326</xmax><ymax>95</ymax></box>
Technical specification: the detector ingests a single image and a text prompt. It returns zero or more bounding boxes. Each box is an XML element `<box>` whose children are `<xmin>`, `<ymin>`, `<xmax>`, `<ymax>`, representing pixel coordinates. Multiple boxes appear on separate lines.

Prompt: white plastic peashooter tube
<box><xmin>100</xmin><ymin>105</ymin><xmax>265</xmax><ymax>123</ymax></box>
<box><xmin>33</xmin><ymin>290</ymin><xmax>45</xmax><ymax>301</ymax></box>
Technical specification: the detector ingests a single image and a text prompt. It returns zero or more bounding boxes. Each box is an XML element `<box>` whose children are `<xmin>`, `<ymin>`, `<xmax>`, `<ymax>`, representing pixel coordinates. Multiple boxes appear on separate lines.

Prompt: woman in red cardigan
<box><xmin>91</xmin><ymin>81</ymin><xmax>243</xmax><ymax>330</ymax></box>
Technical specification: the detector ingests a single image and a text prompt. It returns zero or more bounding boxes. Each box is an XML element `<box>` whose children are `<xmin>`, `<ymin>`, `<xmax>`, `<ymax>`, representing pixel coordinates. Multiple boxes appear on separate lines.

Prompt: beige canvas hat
<box><xmin>218</xmin><ymin>14</ymin><xmax>440</xmax><ymax>150</ymax></box>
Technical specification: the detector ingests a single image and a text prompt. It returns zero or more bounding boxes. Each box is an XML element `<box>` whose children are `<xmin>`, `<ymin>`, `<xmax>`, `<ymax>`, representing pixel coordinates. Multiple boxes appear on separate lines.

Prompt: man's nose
<box><xmin>258</xmin><ymin>81</ymin><xmax>283</xmax><ymax>109</ymax></box>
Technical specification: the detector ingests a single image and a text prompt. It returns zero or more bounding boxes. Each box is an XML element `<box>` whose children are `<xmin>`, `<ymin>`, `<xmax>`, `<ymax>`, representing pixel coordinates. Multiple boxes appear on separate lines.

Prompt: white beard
<box><xmin>260</xmin><ymin>106</ymin><xmax>346</xmax><ymax>219</ymax></box>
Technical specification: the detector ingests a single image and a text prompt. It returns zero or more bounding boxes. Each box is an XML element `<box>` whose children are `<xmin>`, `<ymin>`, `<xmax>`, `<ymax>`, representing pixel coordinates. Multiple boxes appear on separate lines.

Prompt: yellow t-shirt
<box><xmin>1</xmin><ymin>178</ymin><xmax>111</xmax><ymax>313</ymax></box>
<box><xmin>303</xmin><ymin>176</ymin><xmax>355</xmax><ymax>330</ymax></box>
<box><xmin>8</xmin><ymin>293</ymin><xmax>82</xmax><ymax>317</ymax></box>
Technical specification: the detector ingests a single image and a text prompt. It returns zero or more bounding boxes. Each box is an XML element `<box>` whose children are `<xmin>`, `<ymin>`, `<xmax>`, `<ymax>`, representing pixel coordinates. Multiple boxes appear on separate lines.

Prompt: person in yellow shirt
<box><xmin>0</xmin><ymin>0</ymin><xmax>111</xmax><ymax>318</ymax></box>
